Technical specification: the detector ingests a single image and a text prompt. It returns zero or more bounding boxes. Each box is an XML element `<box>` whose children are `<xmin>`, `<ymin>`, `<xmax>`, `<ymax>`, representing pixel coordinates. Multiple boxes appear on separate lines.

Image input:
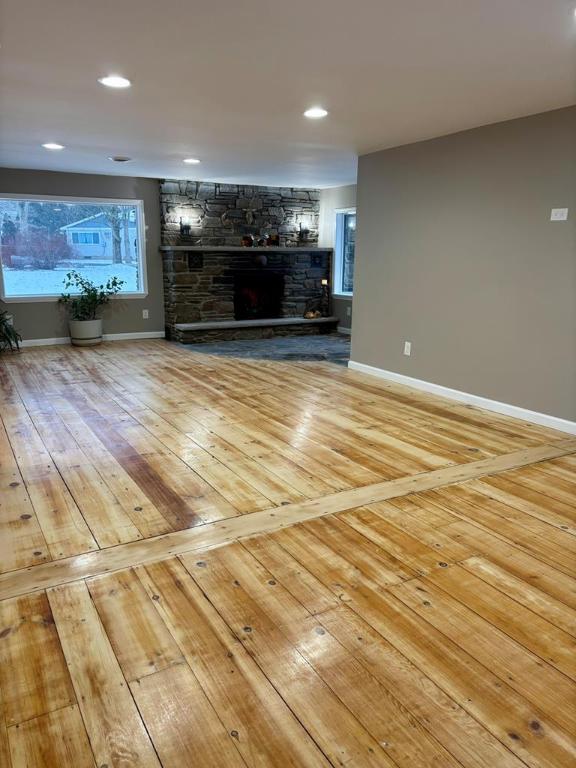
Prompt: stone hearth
<box><xmin>174</xmin><ymin>316</ymin><xmax>339</xmax><ymax>344</ymax></box>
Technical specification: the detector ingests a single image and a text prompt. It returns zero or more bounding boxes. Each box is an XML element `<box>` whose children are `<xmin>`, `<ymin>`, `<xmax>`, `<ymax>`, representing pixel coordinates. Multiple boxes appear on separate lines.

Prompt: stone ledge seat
<box><xmin>173</xmin><ymin>316</ymin><xmax>339</xmax><ymax>343</ymax></box>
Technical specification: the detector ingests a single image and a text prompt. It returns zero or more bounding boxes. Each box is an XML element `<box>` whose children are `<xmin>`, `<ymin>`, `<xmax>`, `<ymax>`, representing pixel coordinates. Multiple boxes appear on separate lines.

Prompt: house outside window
<box><xmin>333</xmin><ymin>208</ymin><xmax>356</xmax><ymax>295</ymax></box>
<box><xmin>0</xmin><ymin>196</ymin><xmax>147</xmax><ymax>300</ymax></box>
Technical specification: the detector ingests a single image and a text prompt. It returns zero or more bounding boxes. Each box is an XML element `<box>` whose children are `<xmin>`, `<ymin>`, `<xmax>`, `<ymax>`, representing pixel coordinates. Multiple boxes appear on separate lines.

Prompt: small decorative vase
<box><xmin>69</xmin><ymin>319</ymin><xmax>103</xmax><ymax>347</ymax></box>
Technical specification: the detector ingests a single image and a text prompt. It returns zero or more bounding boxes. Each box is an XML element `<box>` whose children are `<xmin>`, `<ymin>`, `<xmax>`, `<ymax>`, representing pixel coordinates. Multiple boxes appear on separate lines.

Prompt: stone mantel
<box><xmin>160</xmin><ymin>246</ymin><xmax>332</xmax><ymax>253</ymax></box>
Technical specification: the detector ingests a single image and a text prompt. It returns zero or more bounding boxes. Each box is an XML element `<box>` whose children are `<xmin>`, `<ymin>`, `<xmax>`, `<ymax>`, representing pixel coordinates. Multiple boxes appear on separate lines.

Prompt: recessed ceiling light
<box><xmin>108</xmin><ymin>155</ymin><xmax>133</xmax><ymax>162</ymax></box>
<box><xmin>98</xmin><ymin>75</ymin><xmax>131</xmax><ymax>89</ymax></box>
<box><xmin>304</xmin><ymin>106</ymin><xmax>328</xmax><ymax>119</ymax></box>
<box><xmin>183</xmin><ymin>157</ymin><xmax>201</xmax><ymax>164</ymax></box>
<box><xmin>42</xmin><ymin>142</ymin><xmax>65</xmax><ymax>150</ymax></box>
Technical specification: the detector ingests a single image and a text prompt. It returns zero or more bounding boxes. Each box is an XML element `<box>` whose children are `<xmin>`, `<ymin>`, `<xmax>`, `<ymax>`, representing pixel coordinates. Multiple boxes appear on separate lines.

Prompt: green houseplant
<box><xmin>0</xmin><ymin>310</ymin><xmax>21</xmax><ymax>352</ymax></box>
<box><xmin>59</xmin><ymin>271</ymin><xmax>124</xmax><ymax>346</ymax></box>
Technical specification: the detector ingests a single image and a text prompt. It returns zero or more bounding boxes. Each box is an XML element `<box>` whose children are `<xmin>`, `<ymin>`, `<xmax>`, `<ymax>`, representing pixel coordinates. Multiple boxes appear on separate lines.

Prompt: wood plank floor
<box><xmin>0</xmin><ymin>340</ymin><xmax>574</xmax><ymax>767</ymax></box>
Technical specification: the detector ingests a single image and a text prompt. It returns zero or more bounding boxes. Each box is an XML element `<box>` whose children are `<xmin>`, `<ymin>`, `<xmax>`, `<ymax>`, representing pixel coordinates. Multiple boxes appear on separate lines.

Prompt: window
<box><xmin>333</xmin><ymin>209</ymin><xmax>356</xmax><ymax>295</ymax></box>
<box><xmin>0</xmin><ymin>195</ymin><xmax>147</xmax><ymax>300</ymax></box>
<box><xmin>71</xmin><ymin>231</ymin><xmax>100</xmax><ymax>245</ymax></box>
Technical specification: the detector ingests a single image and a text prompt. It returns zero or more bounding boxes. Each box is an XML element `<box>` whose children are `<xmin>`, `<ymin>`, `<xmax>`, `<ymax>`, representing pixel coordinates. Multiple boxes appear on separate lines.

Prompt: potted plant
<box><xmin>0</xmin><ymin>310</ymin><xmax>21</xmax><ymax>352</ymax></box>
<box><xmin>59</xmin><ymin>271</ymin><xmax>124</xmax><ymax>346</ymax></box>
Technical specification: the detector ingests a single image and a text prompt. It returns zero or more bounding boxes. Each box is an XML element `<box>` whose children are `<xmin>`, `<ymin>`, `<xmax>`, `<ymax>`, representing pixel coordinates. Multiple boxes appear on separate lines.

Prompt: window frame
<box><xmin>332</xmin><ymin>207</ymin><xmax>356</xmax><ymax>297</ymax></box>
<box><xmin>0</xmin><ymin>193</ymin><xmax>148</xmax><ymax>302</ymax></box>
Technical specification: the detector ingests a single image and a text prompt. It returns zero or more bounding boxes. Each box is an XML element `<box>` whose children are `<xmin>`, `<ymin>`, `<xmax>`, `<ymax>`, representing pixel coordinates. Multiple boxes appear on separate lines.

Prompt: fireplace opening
<box><xmin>234</xmin><ymin>270</ymin><xmax>284</xmax><ymax>320</ymax></box>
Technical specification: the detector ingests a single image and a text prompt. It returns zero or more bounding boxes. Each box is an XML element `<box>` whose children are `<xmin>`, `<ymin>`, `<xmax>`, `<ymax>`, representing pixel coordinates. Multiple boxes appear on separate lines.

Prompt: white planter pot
<box><xmin>69</xmin><ymin>319</ymin><xmax>103</xmax><ymax>347</ymax></box>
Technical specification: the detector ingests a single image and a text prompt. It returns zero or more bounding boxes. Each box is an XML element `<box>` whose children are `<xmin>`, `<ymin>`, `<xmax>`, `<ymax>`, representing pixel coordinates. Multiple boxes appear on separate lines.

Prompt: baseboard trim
<box><xmin>21</xmin><ymin>331</ymin><xmax>165</xmax><ymax>348</ymax></box>
<box><xmin>337</xmin><ymin>326</ymin><xmax>352</xmax><ymax>335</ymax></box>
<box><xmin>102</xmin><ymin>331</ymin><xmax>165</xmax><ymax>341</ymax></box>
<box><xmin>20</xmin><ymin>337</ymin><xmax>71</xmax><ymax>347</ymax></box>
<box><xmin>348</xmin><ymin>360</ymin><xmax>576</xmax><ymax>435</ymax></box>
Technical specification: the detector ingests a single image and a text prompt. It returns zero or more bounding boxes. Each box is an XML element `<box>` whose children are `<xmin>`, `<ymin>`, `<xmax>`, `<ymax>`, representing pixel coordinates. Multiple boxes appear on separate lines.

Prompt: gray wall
<box><xmin>0</xmin><ymin>169</ymin><xmax>164</xmax><ymax>340</ymax></box>
<box><xmin>351</xmin><ymin>107</ymin><xmax>576</xmax><ymax>421</ymax></box>
<box><xmin>319</xmin><ymin>184</ymin><xmax>356</xmax><ymax>330</ymax></box>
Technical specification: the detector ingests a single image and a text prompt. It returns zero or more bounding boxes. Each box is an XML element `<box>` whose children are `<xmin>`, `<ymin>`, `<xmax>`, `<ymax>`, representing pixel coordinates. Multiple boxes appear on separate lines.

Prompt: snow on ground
<box><xmin>2</xmin><ymin>263</ymin><xmax>140</xmax><ymax>296</ymax></box>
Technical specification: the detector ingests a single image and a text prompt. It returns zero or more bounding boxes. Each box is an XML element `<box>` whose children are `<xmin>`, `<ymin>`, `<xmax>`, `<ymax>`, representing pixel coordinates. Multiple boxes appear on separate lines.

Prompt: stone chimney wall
<box><xmin>160</xmin><ymin>181</ymin><xmax>320</xmax><ymax>247</ymax></box>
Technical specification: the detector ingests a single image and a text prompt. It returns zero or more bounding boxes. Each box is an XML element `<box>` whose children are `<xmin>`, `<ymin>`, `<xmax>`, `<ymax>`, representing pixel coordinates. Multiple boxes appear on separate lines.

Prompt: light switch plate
<box><xmin>550</xmin><ymin>208</ymin><xmax>568</xmax><ymax>221</ymax></box>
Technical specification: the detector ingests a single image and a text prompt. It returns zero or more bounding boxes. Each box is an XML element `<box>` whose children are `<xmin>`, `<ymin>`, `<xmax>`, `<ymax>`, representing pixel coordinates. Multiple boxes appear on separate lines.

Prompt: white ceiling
<box><xmin>1</xmin><ymin>0</ymin><xmax>575</xmax><ymax>188</ymax></box>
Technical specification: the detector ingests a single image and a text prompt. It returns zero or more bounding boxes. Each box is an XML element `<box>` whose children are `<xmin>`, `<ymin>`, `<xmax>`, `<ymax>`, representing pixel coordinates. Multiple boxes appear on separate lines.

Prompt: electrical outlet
<box><xmin>142</xmin><ymin>309</ymin><xmax>149</xmax><ymax>319</ymax></box>
<box><xmin>346</xmin><ymin>306</ymin><xmax>351</xmax><ymax>317</ymax></box>
<box><xmin>550</xmin><ymin>208</ymin><xmax>568</xmax><ymax>221</ymax></box>
<box><xmin>403</xmin><ymin>341</ymin><xmax>412</xmax><ymax>356</ymax></box>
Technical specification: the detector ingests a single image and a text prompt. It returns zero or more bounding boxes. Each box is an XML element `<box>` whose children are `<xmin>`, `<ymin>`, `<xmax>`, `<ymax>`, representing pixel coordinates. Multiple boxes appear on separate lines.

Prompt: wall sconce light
<box><xmin>178</xmin><ymin>211</ymin><xmax>202</xmax><ymax>236</ymax></box>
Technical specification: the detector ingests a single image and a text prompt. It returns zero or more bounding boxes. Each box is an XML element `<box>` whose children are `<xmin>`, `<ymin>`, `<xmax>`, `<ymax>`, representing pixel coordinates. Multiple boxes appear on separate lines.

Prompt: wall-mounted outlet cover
<box><xmin>550</xmin><ymin>208</ymin><xmax>568</xmax><ymax>221</ymax></box>
<box><xmin>403</xmin><ymin>341</ymin><xmax>412</xmax><ymax>356</ymax></box>
<box><xmin>346</xmin><ymin>306</ymin><xmax>351</xmax><ymax>317</ymax></box>
<box><xmin>142</xmin><ymin>309</ymin><xmax>149</xmax><ymax>319</ymax></box>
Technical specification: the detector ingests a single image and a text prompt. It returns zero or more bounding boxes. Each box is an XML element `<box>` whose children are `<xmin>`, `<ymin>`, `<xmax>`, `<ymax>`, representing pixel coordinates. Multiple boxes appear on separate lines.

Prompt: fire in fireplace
<box><xmin>234</xmin><ymin>270</ymin><xmax>284</xmax><ymax>320</ymax></box>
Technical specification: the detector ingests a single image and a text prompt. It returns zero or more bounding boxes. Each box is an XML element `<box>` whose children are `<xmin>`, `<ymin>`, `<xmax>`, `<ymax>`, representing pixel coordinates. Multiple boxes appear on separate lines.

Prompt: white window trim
<box><xmin>332</xmin><ymin>207</ymin><xmax>355</xmax><ymax>297</ymax></box>
<box><xmin>0</xmin><ymin>193</ymin><xmax>148</xmax><ymax>302</ymax></box>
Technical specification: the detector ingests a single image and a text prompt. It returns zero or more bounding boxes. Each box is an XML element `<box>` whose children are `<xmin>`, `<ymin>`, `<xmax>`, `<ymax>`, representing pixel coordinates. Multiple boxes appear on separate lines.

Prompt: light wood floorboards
<box><xmin>0</xmin><ymin>340</ymin><xmax>574</xmax><ymax>767</ymax></box>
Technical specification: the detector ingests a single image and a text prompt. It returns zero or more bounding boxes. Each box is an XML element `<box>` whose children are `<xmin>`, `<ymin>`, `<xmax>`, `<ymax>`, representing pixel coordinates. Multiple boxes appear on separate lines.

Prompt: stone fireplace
<box><xmin>159</xmin><ymin>180</ymin><xmax>336</xmax><ymax>342</ymax></box>
<box><xmin>161</xmin><ymin>245</ymin><xmax>335</xmax><ymax>342</ymax></box>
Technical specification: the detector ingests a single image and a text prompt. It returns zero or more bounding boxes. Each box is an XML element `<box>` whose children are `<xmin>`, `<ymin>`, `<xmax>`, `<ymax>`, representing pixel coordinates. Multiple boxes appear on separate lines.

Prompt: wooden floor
<box><xmin>0</xmin><ymin>340</ymin><xmax>574</xmax><ymax>767</ymax></box>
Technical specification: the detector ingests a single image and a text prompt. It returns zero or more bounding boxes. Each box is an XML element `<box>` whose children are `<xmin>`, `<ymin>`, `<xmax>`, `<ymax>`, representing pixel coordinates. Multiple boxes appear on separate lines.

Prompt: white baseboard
<box><xmin>21</xmin><ymin>331</ymin><xmax>165</xmax><ymax>348</ymax></box>
<box><xmin>102</xmin><ymin>331</ymin><xmax>165</xmax><ymax>341</ymax></box>
<box><xmin>20</xmin><ymin>337</ymin><xmax>70</xmax><ymax>347</ymax></box>
<box><xmin>348</xmin><ymin>360</ymin><xmax>576</xmax><ymax>435</ymax></box>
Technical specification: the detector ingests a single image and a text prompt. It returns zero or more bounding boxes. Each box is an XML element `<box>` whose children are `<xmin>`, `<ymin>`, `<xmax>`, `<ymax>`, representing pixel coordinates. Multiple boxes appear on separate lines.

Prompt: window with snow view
<box><xmin>0</xmin><ymin>196</ymin><xmax>147</xmax><ymax>300</ymax></box>
<box><xmin>333</xmin><ymin>209</ymin><xmax>356</xmax><ymax>296</ymax></box>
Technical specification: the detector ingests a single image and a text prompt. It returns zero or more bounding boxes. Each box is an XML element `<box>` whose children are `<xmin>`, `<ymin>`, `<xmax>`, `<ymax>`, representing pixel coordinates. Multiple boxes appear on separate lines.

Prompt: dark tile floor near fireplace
<box><xmin>183</xmin><ymin>333</ymin><xmax>350</xmax><ymax>365</ymax></box>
